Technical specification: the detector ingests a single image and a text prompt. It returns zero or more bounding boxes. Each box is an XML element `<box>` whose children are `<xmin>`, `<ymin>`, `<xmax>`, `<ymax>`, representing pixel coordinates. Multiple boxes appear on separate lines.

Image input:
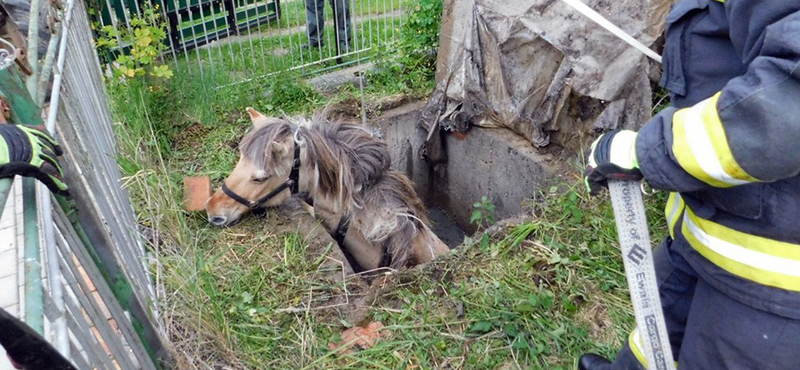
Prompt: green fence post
<box><xmin>0</xmin><ymin>65</ymin><xmax>46</xmax><ymax>334</ymax></box>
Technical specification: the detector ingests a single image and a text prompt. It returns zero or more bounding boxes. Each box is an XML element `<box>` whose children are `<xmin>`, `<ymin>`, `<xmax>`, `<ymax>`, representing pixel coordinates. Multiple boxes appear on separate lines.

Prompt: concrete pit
<box><xmin>374</xmin><ymin>101</ymin><xmax>567</xmax><ymax>242</ymax></box>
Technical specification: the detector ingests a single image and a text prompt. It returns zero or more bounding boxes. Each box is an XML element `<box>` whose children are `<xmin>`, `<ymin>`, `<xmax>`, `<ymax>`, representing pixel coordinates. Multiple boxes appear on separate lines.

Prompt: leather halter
<box><xmin>219</xmin><ymin>126</ymin><xmax>391</xmax><ymax>272</ymax></box>
<box><xmin>334</xmin><ymin>212</ymin><xmax>393</xmax><ymax>273</ymax></box>
<box><xmin>221</xmin><ymin>143</ymin><xmax>303</xmax><ymax>218</ymax></box>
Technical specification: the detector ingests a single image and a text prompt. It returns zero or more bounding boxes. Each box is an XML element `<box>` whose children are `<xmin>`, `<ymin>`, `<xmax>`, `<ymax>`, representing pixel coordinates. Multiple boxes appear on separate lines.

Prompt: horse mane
<box><xmin>359</xmin><ymin>170</ymin><xmax>431</xmax><ymax>268</ymax></box>
<box><xmin>239</xmin><ymin>113</ymin><xmax>390</xmax><ymax>212</ymax></box>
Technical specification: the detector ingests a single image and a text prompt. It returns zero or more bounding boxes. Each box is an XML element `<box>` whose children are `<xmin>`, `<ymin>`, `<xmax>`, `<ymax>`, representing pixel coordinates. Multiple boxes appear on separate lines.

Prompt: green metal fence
<box><xmin>91</xmin><ymin>0</ymin><xmax>280</xmax><ymax>57</ymax></box>
<box><xmin>0</xmin><ymin>0</ymin><xmax>167</xmax><ymax>367</ymax></box>
<box><xmin>90</xmin><ymin>0</ymin><xmax>407</xmax><ymax>88</ymax></box>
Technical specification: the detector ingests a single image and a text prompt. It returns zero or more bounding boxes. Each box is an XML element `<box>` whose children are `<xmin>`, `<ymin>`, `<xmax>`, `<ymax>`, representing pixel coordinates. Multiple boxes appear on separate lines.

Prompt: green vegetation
<box><xmin>652</xmin><ymin>85</ymin><xmax>672</xmax><ymax>114</ymax></box>
<box><xmin>255</xmin><ymin>0</ymin><xmax>411</xmax><ymax>32</ymax></box>
<box><xmin>107</xmin><ymin>0</ymin><xmax>671</xmax><ymax>368</ymax></box>
<box><xmin>111</xmin><ymin>79</ymin><xmax>669</xmax><ymax>369</ymax></box>
<box><xmin>112</xmin><ymin>96</ymin><xmax>669</xmax><ymax>367</ymax></box>
<box><xmin>95</xmin><ymin>5</ymin><xmax>174</xmax><ymax>82</ymax></box>
<box><xmin>363</xmin><ymin>0</ymin><xmax>443</xmax><ymax>97</ymax></box>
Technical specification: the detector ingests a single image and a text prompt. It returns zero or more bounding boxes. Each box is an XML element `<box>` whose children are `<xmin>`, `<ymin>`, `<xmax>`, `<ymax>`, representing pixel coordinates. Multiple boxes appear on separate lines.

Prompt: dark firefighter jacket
<box><xmin>635</xmin><ymin>0</ymin><xmax>800</xmax><ymax>319</ymax></box>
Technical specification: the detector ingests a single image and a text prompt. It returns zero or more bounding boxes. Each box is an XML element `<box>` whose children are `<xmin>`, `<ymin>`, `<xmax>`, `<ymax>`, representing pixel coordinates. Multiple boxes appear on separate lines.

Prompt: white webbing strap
<box><xmin>559</xmin><ymin>0</ymin><xmax>663</xmax><ymax>64</ymax></box>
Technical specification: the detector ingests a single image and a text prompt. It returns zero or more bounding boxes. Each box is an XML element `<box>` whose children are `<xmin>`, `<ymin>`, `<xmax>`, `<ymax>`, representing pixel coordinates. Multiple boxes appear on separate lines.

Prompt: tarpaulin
<box><xmin>420</xmin><ymin>0</ymin><xmax>671</xmax><ymax>164</ymax></box>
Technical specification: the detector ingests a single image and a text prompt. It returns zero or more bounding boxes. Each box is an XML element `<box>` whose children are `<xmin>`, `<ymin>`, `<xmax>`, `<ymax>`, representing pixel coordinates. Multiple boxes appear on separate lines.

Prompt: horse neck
<box><xmin>296</xmin><ymin>140</ymin><xmax>351</xmax><ymax>220</ymax></box>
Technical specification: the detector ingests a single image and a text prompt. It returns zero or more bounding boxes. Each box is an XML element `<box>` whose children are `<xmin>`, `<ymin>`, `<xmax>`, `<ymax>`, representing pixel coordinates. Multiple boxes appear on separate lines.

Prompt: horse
<box><xmin>205</xmin><ymin>108</ymin><xmax>450</xmax><ymax>271</ymax></box>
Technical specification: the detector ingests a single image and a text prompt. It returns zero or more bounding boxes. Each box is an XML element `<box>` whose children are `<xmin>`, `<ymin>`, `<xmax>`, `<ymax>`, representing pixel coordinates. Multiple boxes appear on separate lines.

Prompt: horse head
<box><xmin>205</xmin><ymin>108</ymin><xmax>300</xmax><ymax>227</ymax></box>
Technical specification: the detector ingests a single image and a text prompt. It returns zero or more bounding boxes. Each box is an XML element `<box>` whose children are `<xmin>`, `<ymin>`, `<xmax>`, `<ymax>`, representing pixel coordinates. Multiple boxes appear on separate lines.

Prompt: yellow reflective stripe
<box><xmin>682</xmin><ymin>208</ymin><xmax>800</xmax><ymax>292</ymax></box>
<box><xmin>0</xmin><ymin>137</ymin><xmax>8</xmax><ymax>164</ymax></box>
<box><xmin>672</xmin><ymin>93</ymin><xmax>759</xmax><ymax>187</ymax></box>
<box><xmin>628</xmin><ymin>328</ymin><xmax>678</xmax><ymax>369</ymax></box>
<box><xmin>664</xmin><ymin>193</ymin><xmax>675</xmax><ymax>222</ymax></box>
<box><xmin>629</xmin><ymin>328</ymin><xmax>648</xmax><ymax>367</ymax></box>
<box><xmin>700</xmin><ymin>94</ymin><xmax>758</xmax><ymax>183</ymax></box>
<box><xmin>687</xmin><ymin>209</ymin><xmax>800</xmax><ymax>260</ymax></box>
<box><xmin>664</xmin><ymin>193</ymin><xmax>684</xmax><ymax>239</ymax></box>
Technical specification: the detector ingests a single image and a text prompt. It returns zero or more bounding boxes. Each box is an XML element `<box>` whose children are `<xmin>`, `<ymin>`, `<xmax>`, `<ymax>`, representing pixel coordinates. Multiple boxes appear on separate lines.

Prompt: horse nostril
<box><xmin>209</xmin><ymin>216</ymin><xmax>227</xmax><ymax>225</ymax></box>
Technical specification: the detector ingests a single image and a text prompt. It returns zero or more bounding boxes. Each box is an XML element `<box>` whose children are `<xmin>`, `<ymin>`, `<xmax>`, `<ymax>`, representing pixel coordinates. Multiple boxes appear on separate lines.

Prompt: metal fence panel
<box><xmin>53</xmin><ymin>0</ymin><xmax>169</xmax><ymax>365</ymax></box>
<box><xmin>92</xmin><ymin>0</ymin><xmax>407</xmax><ymax>87</ymax></box>
<box><xmin>0</xmin><ymin>0</ymin><xmax>167</xmax><ymax>367</ymax></box>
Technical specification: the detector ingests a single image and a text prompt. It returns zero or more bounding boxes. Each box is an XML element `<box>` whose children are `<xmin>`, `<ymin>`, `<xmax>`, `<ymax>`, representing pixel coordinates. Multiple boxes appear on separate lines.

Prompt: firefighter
<box><xmin>581</xmin><ymin>0</ymin><xmax>800</xmax><ymax>368</ymax></box>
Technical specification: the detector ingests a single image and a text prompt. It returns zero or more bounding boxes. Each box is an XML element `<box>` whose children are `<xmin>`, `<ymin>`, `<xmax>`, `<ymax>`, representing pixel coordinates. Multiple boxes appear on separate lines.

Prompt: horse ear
<box><xmin>246</xmin><ymin>107</ymin><xmax>268</xmax><ymax>128</ymax></box>
<box><xmin>270</xmin><ymin>141</ymin><xmax>290</xmax><ymax>158</ymax></box>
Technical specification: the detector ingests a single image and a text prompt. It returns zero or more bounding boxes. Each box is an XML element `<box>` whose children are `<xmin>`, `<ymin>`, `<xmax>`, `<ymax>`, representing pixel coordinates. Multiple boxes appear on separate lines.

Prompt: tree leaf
<box><xmin>470</xmin><ymin>210</ymin><xmax>482</xmax><ymax>224</ymax></box>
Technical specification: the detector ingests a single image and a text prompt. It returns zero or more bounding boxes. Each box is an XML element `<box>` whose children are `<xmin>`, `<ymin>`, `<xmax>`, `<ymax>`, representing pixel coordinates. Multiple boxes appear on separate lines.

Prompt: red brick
<box><xmin>183</xmin><ymin>176</ymin><xmax>212</xmax><ymax>212</ymax></box>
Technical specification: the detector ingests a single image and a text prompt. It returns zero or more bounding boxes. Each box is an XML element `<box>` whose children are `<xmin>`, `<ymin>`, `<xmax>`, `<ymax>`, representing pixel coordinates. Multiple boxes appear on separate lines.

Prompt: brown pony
<box><xmin>205</xmin><ymin>108</ymin><xmax>449</xmax><ymax>271</ymax></box>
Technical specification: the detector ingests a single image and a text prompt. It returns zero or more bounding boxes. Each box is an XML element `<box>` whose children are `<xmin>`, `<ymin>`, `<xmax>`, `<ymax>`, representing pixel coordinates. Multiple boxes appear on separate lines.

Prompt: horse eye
<box><xmin>252</xmin><ymin>177</ymin><xmax>269</xmax><ymax>184</ymax></box>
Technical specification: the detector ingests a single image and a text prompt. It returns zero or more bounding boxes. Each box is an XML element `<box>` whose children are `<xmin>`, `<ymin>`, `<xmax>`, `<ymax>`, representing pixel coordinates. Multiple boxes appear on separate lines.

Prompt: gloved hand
<box><xmin>584</xmin><ymin>130</ymin><xmax>641</xmax><ymax>195</ymax></box>
<box><xmin>0</xmin><ymin>124</ymin><xmax>69</xmax><ymax>195</ymax></box>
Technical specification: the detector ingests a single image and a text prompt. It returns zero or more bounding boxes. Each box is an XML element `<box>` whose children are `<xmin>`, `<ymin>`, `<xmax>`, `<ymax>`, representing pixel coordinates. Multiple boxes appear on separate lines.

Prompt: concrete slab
<box><xmin>440</xmin><ymin>125</ymin><xmax>558</xmax><ymax>231</ymax></box>
<box><xmin>308</xmin><ymin>62</ymin><xmax>374</xmax><ymax>94</ymax></box>
<box><xmin>375</xmin><ymin>101</ymin><xmax>567</xmax><ymax>233</ymax></box>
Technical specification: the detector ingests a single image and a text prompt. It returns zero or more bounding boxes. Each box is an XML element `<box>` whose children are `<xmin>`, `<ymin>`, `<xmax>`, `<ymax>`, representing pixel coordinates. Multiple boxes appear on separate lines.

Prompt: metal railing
<box><xmin>91</xmin><ymin>0</ymin><xmax>408</xmax><ymax>86</ymax></box>
<box><xmin>0</xmin><ymin>0</ymin><xmax>167</xmax><ymax>367</ymax></box>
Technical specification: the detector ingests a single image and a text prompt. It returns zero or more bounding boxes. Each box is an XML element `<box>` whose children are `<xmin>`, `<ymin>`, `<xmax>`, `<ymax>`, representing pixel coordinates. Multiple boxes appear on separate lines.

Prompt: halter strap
<box><xmin>221</xmin><ymin>142</ymin><xmax>303</xmax><ymax>217</ymax></box>
<box><xmin>333</xmin><ymin>214</ymin><xmax>361</xmax><ymax>271</ymax></box>
<box><xmin>333</xmin><ymin>213</ymin><xmax>393</xmax><ymax>273</ymax></box>
<box><xmin>221</xmin><ymin>124</ymin><xmax>393</xmax><ymax>272</ymax></box>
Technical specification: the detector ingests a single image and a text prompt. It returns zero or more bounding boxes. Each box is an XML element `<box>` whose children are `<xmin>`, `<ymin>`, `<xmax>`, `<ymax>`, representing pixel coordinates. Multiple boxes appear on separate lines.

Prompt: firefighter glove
<box><xmin>584</xmin><ymin>130</ymin><xmax>641</xmax><ymax>195</ymax></box>
<box><xmin>0</xmin><ymin>124</ymin><xmax>69</xmax><ymax>195</ymax></box>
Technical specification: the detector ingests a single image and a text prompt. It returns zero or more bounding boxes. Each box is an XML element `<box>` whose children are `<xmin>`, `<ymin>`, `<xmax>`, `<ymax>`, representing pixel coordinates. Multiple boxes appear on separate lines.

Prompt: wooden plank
<box><xmin>180</xmin><ymin>20</ymin><xmax>227</xmax><ymax>42</ymax></box>
<box><xmin>235</xmin><ymin>4</ymin><xmax>271</xmax><ymax>26</ymax></box>
<box><xmin>178</xmin><ymin>3</ymin><xmax>229</xmax><ymax>41</ymax></box>
<box><xmin>175</xmin><ymin>0</ymin><xmax>276</xmax><ymax>45</ymax></box>
<box><xmin>67</xmin><ymin>341</ymin><xmax>92</xmax><ymax>370</ymax></box>
<box><xmin>169</xmin><ymin>0</ymin><xmax>209</xmax><ymax>13</ymax></box>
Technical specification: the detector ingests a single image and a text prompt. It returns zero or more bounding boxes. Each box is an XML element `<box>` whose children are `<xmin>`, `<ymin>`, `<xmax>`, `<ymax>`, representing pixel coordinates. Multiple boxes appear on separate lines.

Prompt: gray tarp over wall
<box><xmin>420</xmin><ymin>0</ymin><xmax>672</xmax><ymax>164</ymax></box>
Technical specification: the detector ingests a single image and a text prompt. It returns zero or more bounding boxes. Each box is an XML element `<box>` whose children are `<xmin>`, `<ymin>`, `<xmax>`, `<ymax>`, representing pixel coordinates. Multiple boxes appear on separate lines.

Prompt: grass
<box><xmin>179</xmin><ymin>17</ymin><xmax>402</xmax><ymax>76</ymax></box>
<box><xmin>122</xmin><ymin>14</ymin><xmax>429</xmax><ymax>139</ymax></box>
<box><xmin>256</xmin><ymin>0</ymin><xmax>409</xmax><ymax>31</ymax></box>
<box><xmin>109</xmin><ymin>76</ymin><xmax>668</xmax><ymax>367</ymax></box>
<box><xmin>106</xmin><ymin>1</ymin><xmax>671</xmax><ymax>366</ymax></box>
